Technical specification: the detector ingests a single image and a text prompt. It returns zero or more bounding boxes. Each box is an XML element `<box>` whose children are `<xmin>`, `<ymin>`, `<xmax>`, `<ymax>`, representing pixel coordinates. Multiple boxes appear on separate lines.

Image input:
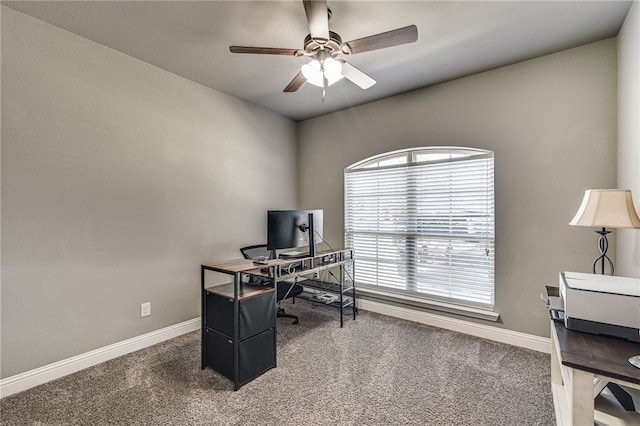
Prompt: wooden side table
<box><xmin>550</xmin><ymin>320</ymin><xmax>640</xmax><ymax>425</ymax></box>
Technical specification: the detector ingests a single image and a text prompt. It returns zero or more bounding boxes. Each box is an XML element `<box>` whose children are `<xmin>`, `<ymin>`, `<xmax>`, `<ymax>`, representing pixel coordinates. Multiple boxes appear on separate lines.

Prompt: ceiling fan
<box><xmin>229</xmin><ymin>0</ymin><xmax>418</xmax><ymax>99</ymax></box>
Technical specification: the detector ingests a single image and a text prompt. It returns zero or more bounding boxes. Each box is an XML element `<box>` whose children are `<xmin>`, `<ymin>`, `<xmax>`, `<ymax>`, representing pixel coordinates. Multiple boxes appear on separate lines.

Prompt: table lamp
<box><xmin>569</xmin><ymin>189</ymin><xmax>640</xmax><ymax>275</ymax></box>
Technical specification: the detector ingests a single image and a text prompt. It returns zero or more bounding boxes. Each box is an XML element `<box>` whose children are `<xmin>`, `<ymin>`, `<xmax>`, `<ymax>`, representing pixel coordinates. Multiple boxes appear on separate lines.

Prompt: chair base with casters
<box><xmin>276</xmin><ymin>281</ymin><xmax>304</xmax><ymax>324</ymax></box>
<box><xmin>240</xmin><ymin>244</ymin><xmax>304</xmax><ymax>325</ymax></box>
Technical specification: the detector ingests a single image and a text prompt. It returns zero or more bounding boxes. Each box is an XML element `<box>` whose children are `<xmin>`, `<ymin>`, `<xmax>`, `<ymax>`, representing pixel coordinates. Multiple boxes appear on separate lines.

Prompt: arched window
<box><xmin>345</xmin><ymin>147</ymin><xmax>495</xmax><ymax>311</ymax></box>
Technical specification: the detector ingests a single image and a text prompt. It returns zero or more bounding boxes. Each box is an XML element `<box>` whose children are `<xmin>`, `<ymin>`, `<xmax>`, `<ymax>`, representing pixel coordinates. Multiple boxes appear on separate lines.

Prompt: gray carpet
<box><xmin>0</xmin><ymin>301</ymin><xmax>555</xmax><ymax>425</ymax></box>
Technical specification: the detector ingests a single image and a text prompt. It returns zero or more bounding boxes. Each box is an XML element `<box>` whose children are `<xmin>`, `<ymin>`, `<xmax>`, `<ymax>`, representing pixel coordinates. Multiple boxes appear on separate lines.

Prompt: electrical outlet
<box><xmin>141</xmin><ymin>302</ymin><xmax>151</xmax><ymax>317</ymax></box>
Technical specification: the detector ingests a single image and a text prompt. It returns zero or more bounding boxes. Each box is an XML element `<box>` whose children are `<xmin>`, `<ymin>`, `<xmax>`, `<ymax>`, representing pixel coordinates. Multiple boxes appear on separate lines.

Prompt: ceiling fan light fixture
<box><xmin>301</xmin><ymin>59</ymin><xmax>322</xmax><ymax>85</ymax></box>
<box><xmin>301</xmin><ymin>58</ymin><xmax>343</xmax><ymax>88</ymax></box>
<box><xmin>324</xmin><ymin>57</ymin><xmax>343</xmax><ymax>81</ymax></box>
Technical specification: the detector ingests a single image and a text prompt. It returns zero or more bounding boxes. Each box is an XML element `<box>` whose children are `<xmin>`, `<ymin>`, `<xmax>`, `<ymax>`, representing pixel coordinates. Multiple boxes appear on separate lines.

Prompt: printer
<box><xmin>559</xmin><ymin>272</ymin><xmax>640</xmax><ymax>342</ymax></box>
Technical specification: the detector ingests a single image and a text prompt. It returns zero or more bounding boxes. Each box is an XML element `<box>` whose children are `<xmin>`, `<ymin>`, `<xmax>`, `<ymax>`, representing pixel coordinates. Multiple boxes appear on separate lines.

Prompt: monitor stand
<box><xmin>279</xmin><ymin>251</ymin><xmax>308</xmax><ymax>259</ymax></box>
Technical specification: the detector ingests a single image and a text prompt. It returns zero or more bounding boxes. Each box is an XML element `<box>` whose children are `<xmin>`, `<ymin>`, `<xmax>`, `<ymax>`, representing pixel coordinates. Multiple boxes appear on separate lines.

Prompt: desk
<box><xmin>201</xmin><ymin>249</ymin><xmax>355</xmax><ymax>390</ymax></box>
<box><xmin>551</xmin><ymin>320</ymin><xmax>640</xmax><ymax>425</ymax></box>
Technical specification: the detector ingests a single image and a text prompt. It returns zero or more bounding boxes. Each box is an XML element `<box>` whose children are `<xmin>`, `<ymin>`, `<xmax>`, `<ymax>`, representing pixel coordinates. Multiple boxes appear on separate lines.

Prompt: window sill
<box><xmin>356</xmin><ymin>286</ymin><xmax>500</xmax><ymax>322</ymax></box>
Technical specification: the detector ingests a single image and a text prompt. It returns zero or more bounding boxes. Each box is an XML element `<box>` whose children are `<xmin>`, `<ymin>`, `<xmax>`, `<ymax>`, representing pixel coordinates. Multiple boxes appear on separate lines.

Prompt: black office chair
<box><xmin>240</xmin><ymin>244</ymin><xmax>303</xmax><ymax>324</ymax></box>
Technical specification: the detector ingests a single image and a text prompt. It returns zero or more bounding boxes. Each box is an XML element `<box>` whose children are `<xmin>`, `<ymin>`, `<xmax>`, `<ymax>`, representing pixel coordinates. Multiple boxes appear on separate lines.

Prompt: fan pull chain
<box><xmin>322</xmin><ymin>67</ymin><xmax>327</xmax><ymax>103</ymax></box>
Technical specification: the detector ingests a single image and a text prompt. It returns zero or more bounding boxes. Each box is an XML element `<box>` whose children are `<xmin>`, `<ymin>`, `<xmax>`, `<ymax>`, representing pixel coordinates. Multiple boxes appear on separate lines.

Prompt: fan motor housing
<box><xmin>304</xmin><ymin>31</ymin><xmax>343</xmax><ymax>55</ymax></box>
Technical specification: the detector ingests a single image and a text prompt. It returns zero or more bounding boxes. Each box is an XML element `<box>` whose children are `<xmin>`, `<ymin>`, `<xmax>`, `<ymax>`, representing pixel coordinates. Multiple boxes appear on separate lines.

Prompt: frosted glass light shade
<box><xmin>323</xmin><ymin>57</ymin><xmax>343</xmax><ymax>81</ymax></box>
<box><xmin>570</xmin><ymin>189</ymin><xmax>640</xmax><ymax>229</ymax></box>
<box><xmin>301</xmin><ymin>60</ymin><xmax>322</xmax><ymax>86</ymax></box>
<box><xmin>301</xmin><ymin>58</ymin><xmax>343</xmax><ymax>88</ymax></box>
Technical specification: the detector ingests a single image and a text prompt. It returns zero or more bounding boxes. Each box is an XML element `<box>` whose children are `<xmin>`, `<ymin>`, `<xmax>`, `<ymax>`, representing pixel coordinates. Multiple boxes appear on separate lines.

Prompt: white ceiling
<box><xmin>3</xmin><ymin>1</ymin><xmax>633</xmax><ymax>121</ymax></box>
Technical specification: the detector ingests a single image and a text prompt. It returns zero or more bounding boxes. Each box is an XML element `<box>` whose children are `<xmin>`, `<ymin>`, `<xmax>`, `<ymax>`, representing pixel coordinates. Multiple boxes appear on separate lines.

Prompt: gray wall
<box><xmin>1</xmin><ymin>7</ymin><xmax>297</xmax><ymax>378</ymax></box>
<box><xmin>617</xmin><ymin>1</ymin><xmax>640</xmax><ymax>278</ymax></box>
<box><xmin>298</xmin><ymin>39</ymin><xmax>618</xmax><ymax>338</ymax></box>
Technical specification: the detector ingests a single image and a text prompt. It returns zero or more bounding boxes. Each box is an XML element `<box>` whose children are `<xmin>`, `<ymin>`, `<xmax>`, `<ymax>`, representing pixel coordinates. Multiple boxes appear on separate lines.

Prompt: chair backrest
<box><xmin>240</xmin><ymin>244</ymin><xmax>274</xmax><ymax>260</ymax></box>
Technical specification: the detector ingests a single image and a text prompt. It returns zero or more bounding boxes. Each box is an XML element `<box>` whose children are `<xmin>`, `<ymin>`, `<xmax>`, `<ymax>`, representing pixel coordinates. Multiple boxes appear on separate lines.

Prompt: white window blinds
<box><xmin>345</xmin><ymin>147</ymin><xmax>495</xmax><ymax>309</ymax></box>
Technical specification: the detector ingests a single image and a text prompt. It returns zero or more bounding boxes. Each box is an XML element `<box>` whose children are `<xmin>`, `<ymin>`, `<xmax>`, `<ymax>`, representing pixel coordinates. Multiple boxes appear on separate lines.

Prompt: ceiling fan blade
<box><xmin>283</xmin><ymin>71</ymin><xmax>306</xmax><ymax>92</ymax></box>
<box><xmin>341</xmin><ymin>25</ymin><xmax>418</xmax><ymax>55</ymax></box>
<box><xmin>303</xmin><ymin>0</ymin><xmax>330</xmax><ymax>43</ymax></box>
<box><xmin>230</xmin><ymin>46</ymin><xmax>303</xmax><ymax>56</ymax></box>
<box><xmin>339</xmin><ymin>60</ymin><xmax>376</xmax><ymax>89</ymax></box>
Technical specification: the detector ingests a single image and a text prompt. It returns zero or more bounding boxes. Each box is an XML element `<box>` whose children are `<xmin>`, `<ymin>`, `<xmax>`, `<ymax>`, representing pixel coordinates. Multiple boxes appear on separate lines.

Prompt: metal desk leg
<box><xmin>233</xmin><ymin>272</ymin><xmax>240</xmax><ymax>391</ymax></box>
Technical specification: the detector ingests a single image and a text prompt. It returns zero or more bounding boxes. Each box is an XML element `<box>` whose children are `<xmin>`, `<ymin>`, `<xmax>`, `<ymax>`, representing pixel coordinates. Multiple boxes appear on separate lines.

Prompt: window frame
<box><xmin>345</xmin><ymin>147</ymin><xmax>496</xmax><ymax>319</ymax></box>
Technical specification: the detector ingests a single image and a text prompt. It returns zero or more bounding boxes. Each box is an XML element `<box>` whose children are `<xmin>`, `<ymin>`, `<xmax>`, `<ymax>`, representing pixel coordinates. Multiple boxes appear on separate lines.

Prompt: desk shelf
<box><xmin>275</xmin><ymin>251</ymin><xmax>357</xmax><ymax>327</ymax></box>
<box><xmin>275</xmin><ymin>259</ymin><xmax>353</xmax><ymax>281</ymax></box>
<box><xmin>298</xmin><ymin>278</ymin><xmax>355</xmax><ymax>309</ymax></box>
<box><xmin>299</xmin><ymin>278</ymin><xmax>353</xmax><ymax>294</ymax></box>
<box><xmin>204</xmin><ymin>283</ymin><xmax>273</xmax><ymax>299</ymax></box>
<box><xmin>299</xmin><ymin>291</ymin><xmax>354</xmax><ymax>309</ymax></box>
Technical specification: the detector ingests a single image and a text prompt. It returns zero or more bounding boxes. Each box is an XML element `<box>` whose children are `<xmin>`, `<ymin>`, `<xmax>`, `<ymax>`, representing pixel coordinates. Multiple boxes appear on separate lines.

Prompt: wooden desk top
<box><xmin>202</xmin><ymin>249</ymin><xmax>353</xmax><ymax>275</ymax></box>
<box><xmin>201</xmin><ymin>257</ymin><xmax>300</xmax><ymax>275</ymax></box>
<box><xmin>553</xmin><ymin>320</ymin><xmax>640</xmax><ymax>386</ymax></box>
<box><xmin>202</xmin><ymin>258</ymin><xmax>262</xmax><ymax>274</ymax></box>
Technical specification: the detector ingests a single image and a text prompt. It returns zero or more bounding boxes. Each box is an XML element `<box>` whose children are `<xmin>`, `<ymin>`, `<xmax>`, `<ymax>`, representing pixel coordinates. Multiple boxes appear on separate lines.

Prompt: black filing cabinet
<box><xmin>201</xmin><ymin>263</ymin><xmax>276</xmax><ymax>390</ymax></box>
<box><xmin>205</xmin><ymin>290</ymin><xmax>275</xmax><ymax>340</ymax></box>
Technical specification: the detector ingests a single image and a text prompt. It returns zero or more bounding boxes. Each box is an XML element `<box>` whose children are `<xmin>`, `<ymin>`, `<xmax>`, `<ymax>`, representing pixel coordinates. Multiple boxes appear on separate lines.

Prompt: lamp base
<box><xmin>630</xmin><ymin>355</ymin><xmax>640</xmax><ymax>369</ymax></box>
<box><xmin>593</xmin><ymin>227</ymin><xmax>614</xmax><ymax>275</ymax></box>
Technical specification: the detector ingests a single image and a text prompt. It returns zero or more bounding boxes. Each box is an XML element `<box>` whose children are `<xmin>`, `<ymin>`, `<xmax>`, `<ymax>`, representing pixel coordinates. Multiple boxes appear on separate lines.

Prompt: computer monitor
<box><xmin>267</xmin><ymin>210</ymin><xmax>323</xmax><ymax>256</ymax></box>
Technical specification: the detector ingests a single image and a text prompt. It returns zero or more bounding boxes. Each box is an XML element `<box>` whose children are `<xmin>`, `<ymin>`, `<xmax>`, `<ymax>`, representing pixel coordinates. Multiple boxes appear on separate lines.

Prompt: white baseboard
<box><xmin>1</xmin><ymin>302</ymin><xmax>550</xmax><ymax>399</ymax></box>
<box><xmin>0</xmin><ymin>318</ymin><xmax>200</xmax><ymax>399</ymax></box>
<box><xmin>357</xmin><ymin>299</ymin><xmax>551</xmax><ymax>354</ymax></box>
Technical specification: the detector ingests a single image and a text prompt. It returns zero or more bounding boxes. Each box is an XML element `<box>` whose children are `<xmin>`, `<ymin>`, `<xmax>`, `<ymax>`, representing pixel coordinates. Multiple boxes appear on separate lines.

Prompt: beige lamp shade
<box><xmin>570</xmin><ymin>189</ymin><xmax>640</xmax><ymax>229</ymax></box>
